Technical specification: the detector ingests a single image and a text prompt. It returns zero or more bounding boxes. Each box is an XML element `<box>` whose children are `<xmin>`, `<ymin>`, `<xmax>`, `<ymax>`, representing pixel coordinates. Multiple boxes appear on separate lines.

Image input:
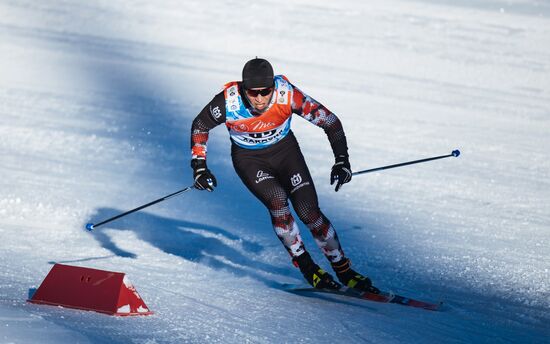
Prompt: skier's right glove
<box><xmin>191</xmin><ymin>159</ymin><xmax>217</xmax><ymax>192</ymax></box>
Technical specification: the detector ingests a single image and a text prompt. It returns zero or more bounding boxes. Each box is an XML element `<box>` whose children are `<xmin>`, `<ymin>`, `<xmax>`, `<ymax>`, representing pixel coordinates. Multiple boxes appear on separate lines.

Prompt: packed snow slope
<box><xmin>1</xmin><ymin>0</ymin><xmax>549</xmax><ymax>343</ymax></box>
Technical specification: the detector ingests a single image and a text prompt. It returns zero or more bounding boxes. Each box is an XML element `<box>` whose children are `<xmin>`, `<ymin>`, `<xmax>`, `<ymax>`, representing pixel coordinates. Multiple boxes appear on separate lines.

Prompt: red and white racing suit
<box><xmin>191</xmin><ymin>75</ymin><xmax>349</xmax><ymax>263</ymax></box>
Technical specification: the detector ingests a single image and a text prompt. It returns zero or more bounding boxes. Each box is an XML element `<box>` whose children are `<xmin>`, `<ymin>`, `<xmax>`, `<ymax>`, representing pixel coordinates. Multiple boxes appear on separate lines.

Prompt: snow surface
<box><xmin>1</xmin><ymin>0</ymin><xmax>549</xmax><ymax>343</ymax></box>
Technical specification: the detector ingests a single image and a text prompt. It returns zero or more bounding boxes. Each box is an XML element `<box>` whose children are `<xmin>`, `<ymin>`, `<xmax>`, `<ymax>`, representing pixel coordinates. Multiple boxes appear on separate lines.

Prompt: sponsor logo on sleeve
<box><xmin>210</xmin><ymin>106</ymin><xmax>222</xmax><ymax>120</ymax></box>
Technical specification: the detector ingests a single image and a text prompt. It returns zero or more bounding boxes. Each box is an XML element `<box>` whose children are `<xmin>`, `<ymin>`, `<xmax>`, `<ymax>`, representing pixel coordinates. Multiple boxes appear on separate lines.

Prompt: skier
<box><xmin>190</xmin><ymin>58</ymin><xmax>378</xmax><ymax>293</ymax></box>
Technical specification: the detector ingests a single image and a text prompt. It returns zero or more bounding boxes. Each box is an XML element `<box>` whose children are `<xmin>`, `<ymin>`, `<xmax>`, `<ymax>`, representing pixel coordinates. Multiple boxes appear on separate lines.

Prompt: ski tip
<box><xmin>426</xmin><ymin>301</ymin><xmax>444</xmax><ymax>311</ymax></box>
<box><xmin>452</xmin><ymin>149</ymin><xmax>460</xmax><ymax>157</ymax></box>
<box><xmin>85</xmin><ymin>223</ymin><xmax>94</xmax><ymax>231</ymax></box>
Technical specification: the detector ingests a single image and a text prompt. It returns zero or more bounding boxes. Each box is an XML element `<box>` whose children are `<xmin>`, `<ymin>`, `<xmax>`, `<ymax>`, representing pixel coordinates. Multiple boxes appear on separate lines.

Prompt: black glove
<box><xmin>191</xmin><ymin>159</ymin><xmax>217</xmax><ymax>192</ymax></box>
<box><xmin>330</xmin><ymin>155</ymin><xmax>352</xmax><ymax>192</ymax></box>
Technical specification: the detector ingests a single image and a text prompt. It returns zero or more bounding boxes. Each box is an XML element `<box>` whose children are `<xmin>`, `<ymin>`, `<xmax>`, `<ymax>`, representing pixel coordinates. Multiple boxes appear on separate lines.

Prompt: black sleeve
<box><xmin>190</xmin><ymin>92</ymin><xmax>226</xmax><ymax>160</ymax></box>
<box><xmin>195</xmin><ymin>91</ymin><xmax>226</xmax><ymax>126</ymax></box>
<box><xmin>290</xmin><ymin>83</ymin><xmax>349</xmax><ymax>159</ymax></box>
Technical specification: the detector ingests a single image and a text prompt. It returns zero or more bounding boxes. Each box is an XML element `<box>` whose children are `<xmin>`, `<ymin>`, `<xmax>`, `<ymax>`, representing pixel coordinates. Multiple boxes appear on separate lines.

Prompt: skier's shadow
<box><xmin>86</xmin><ymin>208</ymin><xmax>291</xmax><ymax>287</ymax></box>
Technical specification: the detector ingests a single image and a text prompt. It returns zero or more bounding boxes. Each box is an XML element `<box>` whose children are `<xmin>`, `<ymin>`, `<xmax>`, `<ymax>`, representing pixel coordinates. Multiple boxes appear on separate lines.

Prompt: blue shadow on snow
<box><xmin>86</xmin><ymin>208</ymin><xmax>292</xmax><ymax>287</ymax></box>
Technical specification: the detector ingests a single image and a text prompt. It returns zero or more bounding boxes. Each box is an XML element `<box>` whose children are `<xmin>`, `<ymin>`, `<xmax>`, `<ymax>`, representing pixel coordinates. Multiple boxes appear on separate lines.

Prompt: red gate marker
<box><xmin>28</xmin><ymin>264</ymin><xmax>153</xmax><ymax>316</ymax></box>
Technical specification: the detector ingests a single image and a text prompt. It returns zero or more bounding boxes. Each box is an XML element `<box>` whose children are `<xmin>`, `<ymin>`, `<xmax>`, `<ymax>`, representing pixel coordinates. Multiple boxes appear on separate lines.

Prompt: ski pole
<box><xmin>85</xmin><ymin>185</ymin><xmax>195</xmax><ymax>231</ymax></box>
<box><xmin>352</xmin><ymin>149</ymin><xmax>460</xmax><ymax>176</ymax></box>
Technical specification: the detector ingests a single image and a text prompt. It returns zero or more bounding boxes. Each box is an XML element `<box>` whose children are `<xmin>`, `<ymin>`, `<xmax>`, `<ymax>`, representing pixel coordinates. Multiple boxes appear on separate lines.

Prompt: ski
<box><xmin>285</xmin><ymin>284</ymin><xmax>442</xmax><ymax>311</ymax></box>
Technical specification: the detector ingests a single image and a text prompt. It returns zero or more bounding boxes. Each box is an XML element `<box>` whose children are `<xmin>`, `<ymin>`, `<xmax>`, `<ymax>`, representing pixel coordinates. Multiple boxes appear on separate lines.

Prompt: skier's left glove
<box><xmin>330</xmin><ymin>155</ymin><xmax>352</xmax><ymax>192</ymax></box>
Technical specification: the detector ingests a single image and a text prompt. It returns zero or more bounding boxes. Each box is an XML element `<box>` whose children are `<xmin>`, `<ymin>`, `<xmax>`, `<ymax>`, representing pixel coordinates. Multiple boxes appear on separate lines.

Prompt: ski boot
<box><xmin>293</xmin><ymin>252</ymin><xmax>341</xmax><ymax>290</ymax></box>
<box><xmin>331</xmin><ymin>258</ymin><xmax>380</xmax><ymax>294</ymax></box>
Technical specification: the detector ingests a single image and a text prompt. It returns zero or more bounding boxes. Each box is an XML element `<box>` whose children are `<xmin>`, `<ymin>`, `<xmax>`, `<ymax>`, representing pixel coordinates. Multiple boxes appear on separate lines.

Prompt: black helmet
<box><xmin>242</xmin><ymin>58</ymin><xmax>274</xmax><ymax>89</ymax></box>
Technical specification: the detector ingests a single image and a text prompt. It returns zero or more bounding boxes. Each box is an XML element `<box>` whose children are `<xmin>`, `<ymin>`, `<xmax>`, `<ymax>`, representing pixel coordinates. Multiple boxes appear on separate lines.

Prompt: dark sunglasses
<box><xmin>245</xmin><ymin>87</ymin><xmax>273</xmax><ymax>97</ymax></box>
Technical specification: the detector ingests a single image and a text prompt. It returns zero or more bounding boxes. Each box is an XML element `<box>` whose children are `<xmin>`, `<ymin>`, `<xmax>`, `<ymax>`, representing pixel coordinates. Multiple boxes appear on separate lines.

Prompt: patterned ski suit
<box><xmin>191</xmin><ymin>75</ymin><xmax>348</xmax><ymax>263</ymax></box>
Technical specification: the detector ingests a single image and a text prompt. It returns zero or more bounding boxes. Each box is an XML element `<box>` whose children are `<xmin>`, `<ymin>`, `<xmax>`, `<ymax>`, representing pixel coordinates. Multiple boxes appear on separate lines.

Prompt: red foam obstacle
<box><xmin>28</xmin><ymin>264</ymin><xmax>153</xmax><ymax>316</ymax></box>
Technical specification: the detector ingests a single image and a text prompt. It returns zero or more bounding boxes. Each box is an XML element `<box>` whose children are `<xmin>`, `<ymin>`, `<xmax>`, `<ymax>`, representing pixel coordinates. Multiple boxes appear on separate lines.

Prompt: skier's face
<box><xmin>245</xmin><ymin>87</ymin><xmax>273</xmax><ymax>111</ymax></box>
